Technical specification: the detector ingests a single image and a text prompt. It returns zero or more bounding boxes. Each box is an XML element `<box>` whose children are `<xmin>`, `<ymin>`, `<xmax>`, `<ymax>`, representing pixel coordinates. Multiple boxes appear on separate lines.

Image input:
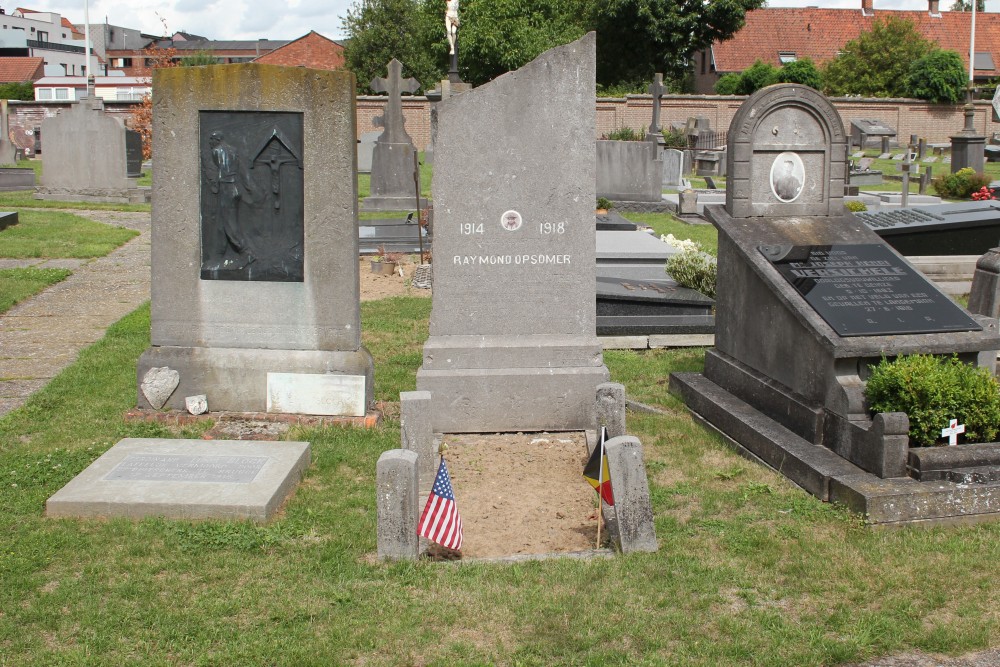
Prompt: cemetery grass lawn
<box><xmin>3</xmin><ymin>300</ymin><xmax>1000</xmax><ymax>664</ymax></box>
<box><xmin>0</xmin><ymin>190</ymin><xmax>150</xmax><ymax>211</ymax></box>
<box><xmin>0</xmin><ymin>267</ymin><xmax>70</xmax><ymax>314</ymax></box>
<box><xmin>0</xmin><ymin>210</ymin><xmax>138</xmax><ymax>258</ymax></box>
<box><xmin>623</xmin><ymin>212</ymin><xmax>719</xmax><ymax>254</ymax></box>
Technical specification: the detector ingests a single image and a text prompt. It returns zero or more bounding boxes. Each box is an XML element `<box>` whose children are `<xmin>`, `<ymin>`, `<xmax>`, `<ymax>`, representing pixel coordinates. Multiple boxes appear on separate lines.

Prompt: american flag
<box><xmin>417</xmin><ymin>457</ymin><xmax>463</xmax><ymax>550</ymax></box>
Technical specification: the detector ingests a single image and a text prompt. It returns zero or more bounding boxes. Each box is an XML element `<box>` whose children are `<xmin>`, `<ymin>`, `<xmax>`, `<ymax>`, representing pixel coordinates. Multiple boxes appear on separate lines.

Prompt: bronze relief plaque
<box><xmin>199</xmin><ymin>111</ymin><xmax>304</xmax><ymax>282</ymax></box>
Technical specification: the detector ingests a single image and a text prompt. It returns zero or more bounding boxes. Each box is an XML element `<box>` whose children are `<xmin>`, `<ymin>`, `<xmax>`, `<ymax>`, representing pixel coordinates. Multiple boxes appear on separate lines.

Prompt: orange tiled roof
<box><xmin>252</xmin><ymin>31</ymin><xmax>345</xmax><ymax>70</ymax></box>
<box><xmin>0</xmin><ymin>56</ymin><xmax>44</xmax><ymax>82</ymax></box>
<box><xmin>713</xmin><ymin>7</ymin><xmax>1000</xmax><ymax>76</ymax></box>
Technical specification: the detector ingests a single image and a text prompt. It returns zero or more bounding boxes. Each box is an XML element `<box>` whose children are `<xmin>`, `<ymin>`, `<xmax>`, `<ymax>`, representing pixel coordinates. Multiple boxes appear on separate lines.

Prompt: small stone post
<box><xmin>917</xmin><ymin>137</ymin><xmax>926</xmax><ymax>160</ymax></box>
<box><xmin>605</xmin><ymin>435</ymin><xmax>658</xmax><ymax>553</ymax></box>
<box><xmin>376</xmin><ymin>449</ymin><xmax>420</xmax><ymax>561</ymax></box>
<box><xmin>400</xmin><ymin>390</ymin><xmax>435</xmax><ymax>493</ymax></box>
<box><xmin>595</xmin><ymin>382</ymin><xmax>626</xmax><ymax>440</ymax></box>
<box><xmin>968</xmin><ymin>247</ymin><xmax>1000</xmax><ymax>318</ymax></box>
<box><xmin>881</xmin><ymin>136</ymin><xmax>890</xmax><ymax>155</ymax></box>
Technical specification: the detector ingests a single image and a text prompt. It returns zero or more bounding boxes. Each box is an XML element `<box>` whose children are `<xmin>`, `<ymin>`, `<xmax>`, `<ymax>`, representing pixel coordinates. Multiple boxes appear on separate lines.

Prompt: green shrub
<box><xmin>604</xmin><ymin>127</ymin><xmax>645</xmax><ymax>141</ymax></box>
<box><xmin>845</xmin><ymin>200</ymin><xmax>868</xmax><ymax>212</ymax></box>
<box><xmin>865</xmin><ymin>354</ymin><xmax>1000</xmax><ymax>446</ymax></box>
<box><xmin>932</xmin><ymin>167</ymin><xmax>993</xmax><ymax>199</ymax></box>
<box><xmin>774</xmin><ymin>58</ymin><xmax>823</xmax><ymax>90</ymax></box>
<box><xmin>666</xmin><ymin>244</ymin><xmax>717</xmax><ymax>299</ymax></box>
<box><xmin>596</xmin><ymin>197</ymin><xmax>613</xmax><ymax>210</ymax></box>
<box><xmin>661</xmin><ymin>128</ymin><xmax>688</xmax><ymax>148</ymax></box>
<box><xmin>905</xmin><ymin>49</ymin><xmax>966</xmax><ymax>103</ymax></box>
<box><xmin>713</xmin><ymin>73</ymin><xmax>742</xmax><ymax>95</ymax></box>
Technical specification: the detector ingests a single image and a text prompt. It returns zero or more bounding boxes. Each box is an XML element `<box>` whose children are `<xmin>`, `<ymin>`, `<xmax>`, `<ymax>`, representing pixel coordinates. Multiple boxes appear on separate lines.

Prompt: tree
<box><xmin>738</xmin><ymin>60</ymin><xmax>777</xmax><ymax>94</ymax></box>
<box><xmin>713</xmin><ymin>72</ymin><xmax>741</xmax><ymax>95</ymax></box>
<box><xmin>128</xmin><ymin>41</ymin><xmax>178</xmax><ymax>159</ymax></box>
<box><xmin>340</xmin><ymin>0</ymin><xmax>443</xmax><ymax>94</ymax></box>
<box><xmin>0</xmin><ymin>82</ymin><xmax>34</xmax><ymax>101</ymax></box>
<box><xmin>587</xmin><ymin>0</ymin><xmax>766</xmax><ymax>88</ymax></box>
<box><xmin>823</xmin><ymin>16</ymin><xmax>934</xmax><ymax>98</ymax></box>
<box><xmin>950</xmin><ymin>0</ymin><xmax>985</xmax><ymax>11</ymax></box>
<box><xmin>458</xmin><ymin>0</ymin><xmax>586</xmax><ymax>85</ymax></box>
<box><xmin>773</xmin><ymin>58</ymin><xmax>822</xmax><ymax>89</ymax></box>
<box><xmin>905</xmin><ymin>49</ymin><xmax>967</xmax><ymax>103</ymax></box>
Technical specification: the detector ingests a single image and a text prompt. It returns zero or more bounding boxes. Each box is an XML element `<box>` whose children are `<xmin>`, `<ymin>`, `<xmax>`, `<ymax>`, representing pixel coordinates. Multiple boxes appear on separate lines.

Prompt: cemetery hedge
<box><xmin>866</xmin><ymin>354</ymin><xmax>1000</xmax><ymax>446</ymax></box>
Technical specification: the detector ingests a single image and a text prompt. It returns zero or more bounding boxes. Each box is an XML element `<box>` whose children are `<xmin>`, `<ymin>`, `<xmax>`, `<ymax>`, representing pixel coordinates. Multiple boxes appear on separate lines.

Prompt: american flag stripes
<box><xmin>417</xmin><ymin>457</ymin><xmax>463</xmax><ymax>550</ymax></box>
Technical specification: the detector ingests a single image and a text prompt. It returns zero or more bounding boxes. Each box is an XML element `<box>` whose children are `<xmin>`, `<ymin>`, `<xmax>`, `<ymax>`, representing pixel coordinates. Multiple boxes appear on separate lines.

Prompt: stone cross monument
<box><xmin>363</xmin><ymin>59</ymin><xmax>421</xmax><ymax>211</ymax></box>
<box><xmin>647</xmin><ymin>72</ymin><xmax>665</xmax><ymax>138</ymax></box>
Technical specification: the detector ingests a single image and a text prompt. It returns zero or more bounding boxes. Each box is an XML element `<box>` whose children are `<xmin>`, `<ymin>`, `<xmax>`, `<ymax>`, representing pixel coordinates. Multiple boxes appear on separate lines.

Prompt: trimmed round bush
<box><xmin>865</xmin><ymin>354</ymin><xmax>1000</xmax><ymax>446</ymax></box>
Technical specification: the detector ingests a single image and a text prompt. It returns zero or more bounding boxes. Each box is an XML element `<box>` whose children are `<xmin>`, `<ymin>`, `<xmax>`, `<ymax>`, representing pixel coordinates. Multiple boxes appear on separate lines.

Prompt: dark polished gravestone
<box><xmin>596</xmin><ymin>276</ymin><xmax>714</xmax><ymax>336</ymax></box>
<box><xmin>761</xmin><ymin>243</ymin><xmax>980</xmax><ymax>336</ymax></box>
<box><xmin>854</xmin><ymin>200</ymin><xmax>1000</xmax><ymax>256</ymax></box>
<box><xmin>670</xmin><ymin>84</ymin><xmax>1000</xmax><ymax>526</ymax></box>
<box><xmin>358</xmin><ymin>216</ymin><xmax>430</xmax><ymax>255</ymax></box>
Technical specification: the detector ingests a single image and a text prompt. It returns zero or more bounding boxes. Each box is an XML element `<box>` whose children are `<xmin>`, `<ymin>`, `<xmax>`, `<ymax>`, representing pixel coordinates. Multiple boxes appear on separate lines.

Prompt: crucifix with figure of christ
<box><xmin>371</xmin><ymin>59</ymin><xmax>420</xmax><ymax>145</ymax></box>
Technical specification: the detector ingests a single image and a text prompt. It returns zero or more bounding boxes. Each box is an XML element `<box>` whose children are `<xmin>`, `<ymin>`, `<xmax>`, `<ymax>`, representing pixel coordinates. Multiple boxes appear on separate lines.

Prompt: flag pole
<box><xmin>596</xmin><ymin>424</ymin><xmax>605</xmax><ymax>549</ymax></box>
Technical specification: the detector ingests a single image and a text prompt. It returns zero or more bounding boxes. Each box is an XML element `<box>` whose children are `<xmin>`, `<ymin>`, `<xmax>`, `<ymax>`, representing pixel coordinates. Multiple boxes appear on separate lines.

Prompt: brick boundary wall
<box><xmin>9</xmin><ymin>95</ymin><xmax>996</xmax><ymax>153</ymax></box>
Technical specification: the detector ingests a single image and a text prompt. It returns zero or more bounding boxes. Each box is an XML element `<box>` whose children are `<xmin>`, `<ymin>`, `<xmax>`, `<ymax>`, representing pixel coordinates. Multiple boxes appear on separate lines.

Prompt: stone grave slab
<box><xmin>359</xmin><ymin>217</ymin><xmax>430</xmax><ymax>254</ymax></box>
<box><xmin>46</xmin><ymin>438</ymin><xmax>311</xmax><ymax>522</ymax></box>
<box><xmin>854</xmin><ymin>200</ymin><xmax>1000</xmax><ymax>255</ymax></box>
<box><xmin>0</xmin><ymin>210</ymin><xmax>17</xmax><ymax>231</ymax></box>
<box><xmin>596</xmin><ymin>276</ymin><xmax>714</xmax><ymax>336</ymax></box>
<box><xmin>357</xmin><ymin>130</ymin><xmax>380</xmax><ymax>173</ymax></box>
<box><xmin>878</xmin><ymin>152</ymin><xmax>891</xmax><ymax>159</ymax></box>
<box><xmin>892</xmin><ymin>154</ymin><xmax>904</xmax><ymax>160</ymax></box>
<box><xmin>597</xmin><ymin>230</ymin><xmax>676</xmax><ymax>265</ymax></box>
<box><xmin>596</xmin><ymin>211</ymin><xmax>638</xmax><ymax>231</ymax></box>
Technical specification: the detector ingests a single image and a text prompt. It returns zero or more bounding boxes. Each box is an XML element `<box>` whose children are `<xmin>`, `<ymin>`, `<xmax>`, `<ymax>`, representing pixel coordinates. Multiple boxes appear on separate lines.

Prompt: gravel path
<box><xmin>0</xmin><ymin>210</ymin><xmax>150</xmax><ymax>417</ymax></box>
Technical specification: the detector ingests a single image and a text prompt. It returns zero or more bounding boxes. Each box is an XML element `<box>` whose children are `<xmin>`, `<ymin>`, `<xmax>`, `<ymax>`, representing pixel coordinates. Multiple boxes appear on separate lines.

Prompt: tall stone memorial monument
<box><xmin>362</xmin><ymin>59</ymin><xmax>420</xmax><ymax>212</ymax></box>
<box><xmin>671</xmin><ymin>84</ymin><xmax>1000</xmax><ymax>525</ymax></box>
<box><xmin>137</xmin><ymin>64</ymin><xmax>374</xmax><ymax>415</ymax></box>
<box><xmin>416</xmin><ymin>33</ymin><xmax>609</xmax><ymax>433</ymax></box>
<box><xmin>36</xmin><ymin>81</ymin><xmax>144</xmax><ymax>203</ymax></box>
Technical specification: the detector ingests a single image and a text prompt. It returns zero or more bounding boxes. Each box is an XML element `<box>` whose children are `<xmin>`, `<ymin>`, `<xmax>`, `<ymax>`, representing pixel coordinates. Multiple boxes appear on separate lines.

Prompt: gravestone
<box><xmin>646</xmin><ymin>72</ymin><xmax>665</xmax><ymax>144</ymax></box>
<box><xmin>357</xmin><ymin>130</ymin><xmax>380</xmax><ymax>173</ymax></box>
<box><xmin>416</xmin><ymin>33</ymin><xmax>610</xmax><ymax>432</ymax></box>
<box><xmin>137</xmin><ymin>63</ymin><xmax>374</xmax><ymax>415</ymax></box>
<box><xmin>0</xmin><ymin>99</ymin><xmax>15</xmax><ymax>165</ymax></box>
<box><xmin>362</xmin><ymin>59</ymin><xmax>421</xmax><ymax>211</ymax></box>
<box><xmin>850</xmin><ymin>119</ymin><xmax>896</xmax><ymax>149</ymax></box>
<box><xmin>596</xmin><ymin>139</ymin><xmax>663</xmax><ymax>202</ymax></box>
<box><xmin>36</xmin><ymin>82</ymin><xmax>144</xmax><ymax>203</ymax></box>
<box><xmin>661</xmin><ymin>148</ymin><xmax>684</xmax><ymax>186</ymax></box>
<box><xmin>671</xmin><ymin>83</ymin><xmax>1000</xmax><ymax>526</ymax></box>
<box><xmin>46</xmin><ymin>438</ymin><xmax>310</xmax><ymax>522</ymax></box>
<box><xmin>125</xmin><ymin>129</ymin><xmax>143</xmax><ymax>178</ymax></box>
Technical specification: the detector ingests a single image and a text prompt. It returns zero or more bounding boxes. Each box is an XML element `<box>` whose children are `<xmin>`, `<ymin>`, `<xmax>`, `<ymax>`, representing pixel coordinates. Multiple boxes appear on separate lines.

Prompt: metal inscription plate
<box><xmin>760</xmin><ymin>243</ymin><xmax>982</xmax><ymax>337</ymax></box>
<box><xmin>200</xmin><ymin>111</ymin><xmax>304</xmax><ymax>282</ymax></box>
<box><xmin>103</xmin><ymin>454</ymin><xmax>269</xmax><ymax>483</ymax></box>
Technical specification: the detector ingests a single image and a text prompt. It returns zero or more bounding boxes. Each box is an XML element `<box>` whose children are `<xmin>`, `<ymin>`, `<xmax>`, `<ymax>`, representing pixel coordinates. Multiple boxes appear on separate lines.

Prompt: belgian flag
<box><xmin>583</xmin><ymin>427</ymin><xmax>614</xmax><ymax>506</ymax></box>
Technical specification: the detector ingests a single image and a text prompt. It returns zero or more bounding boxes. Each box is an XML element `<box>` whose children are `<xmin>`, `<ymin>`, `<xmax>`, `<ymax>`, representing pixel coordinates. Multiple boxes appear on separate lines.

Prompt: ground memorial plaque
<box><xmin>46</xmin><ymin>438</ymin><xmax>311</xmax><ymax>522</ymax></box>
<box><xmin>761</xmin><ymin>244</ymin><xmax>981</xmax><ymax>336</ymax></box>
<box><xmin>416</xmin><ymin>33</ymin><xmax>609</xmax><ymax>433</ymax></box>
<box><xmin>670</xmin><ymin>83</ymin><xmax>1000</xmax><ymax>526</ymax></box>
<box><xmin>136</xmin><ymin>63</ymin><xmax>374</xmax><ymax>414</ymax></box>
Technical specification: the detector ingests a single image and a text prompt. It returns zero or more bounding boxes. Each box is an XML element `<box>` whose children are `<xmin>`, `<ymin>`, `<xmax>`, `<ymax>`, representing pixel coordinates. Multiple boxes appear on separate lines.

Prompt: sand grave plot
<box><xmin>439</xmin><ymin>432</ymin><xmax>602</xmax><ymax>559</ymax></box>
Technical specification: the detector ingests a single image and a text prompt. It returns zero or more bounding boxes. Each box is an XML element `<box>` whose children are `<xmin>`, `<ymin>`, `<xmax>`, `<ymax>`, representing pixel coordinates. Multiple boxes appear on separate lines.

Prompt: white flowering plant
<box><xmin>663</xmin><ymin>236</ymin><xmax>717</xmax><ymax>299</ymax></box>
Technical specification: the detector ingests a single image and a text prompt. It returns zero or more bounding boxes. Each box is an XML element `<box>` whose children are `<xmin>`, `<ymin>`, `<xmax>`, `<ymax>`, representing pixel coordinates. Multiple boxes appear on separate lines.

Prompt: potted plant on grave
<box><xmin>596</xmin><ymin>197</ymin><xmax>613</xmax><ymax>214</ymax></box>
<box><xmin>370</xmin><ymin>245</ymin><xmax>405</xmax><ymax>276</ymax></box>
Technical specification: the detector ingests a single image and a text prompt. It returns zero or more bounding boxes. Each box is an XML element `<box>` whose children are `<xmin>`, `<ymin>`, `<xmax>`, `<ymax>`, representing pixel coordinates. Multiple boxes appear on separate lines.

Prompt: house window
<box><xmin>974</xmin><ymin>52</ymin><xmax>995</xmax><ymax>71</ymax></box>
<box><xmin>37</xmin><ymin>88</ymin><xmax>51</xmax><ymax>100</ymax></box>
<box><xmin>54</xmin><ymin>88</ymin><xmax>68</xmax><ymax>99</ymax></box>
<box><xmin>37</xmin><ymin>30</ymin><xmax>46</xmax><ymax>41</ymax></box>
<box><xmin>29</xmin><ymin>26</ymin><xmax>34</xmax><ymax>32</ymax></box>
<box><xmin>778</xmin><ymin>51</ymin><xmax>796</xmax><ymax>64</ymax></box>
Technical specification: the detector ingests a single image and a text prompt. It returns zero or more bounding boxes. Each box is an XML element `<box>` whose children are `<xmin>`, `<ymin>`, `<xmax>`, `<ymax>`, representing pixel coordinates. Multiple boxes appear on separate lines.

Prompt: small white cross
<box><xmin>941</xmin><ymin>419</ymin><xmax>965</xmax><ymax>446</ymax></box>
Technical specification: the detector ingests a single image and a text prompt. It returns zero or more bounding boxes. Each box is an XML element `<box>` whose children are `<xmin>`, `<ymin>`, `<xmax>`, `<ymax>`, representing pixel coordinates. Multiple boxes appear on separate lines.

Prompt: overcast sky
<box><xmin>10</xmin><ymin>0</ymin><xmax>994</xmax><ymax>42</ymax></box>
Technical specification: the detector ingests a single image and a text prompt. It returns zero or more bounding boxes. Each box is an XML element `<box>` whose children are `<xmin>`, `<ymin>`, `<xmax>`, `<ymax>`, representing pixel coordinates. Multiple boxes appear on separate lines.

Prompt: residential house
<box><xmin>693</xmin><ymin>0</ymin><xmax>1000</xmax><ymax>94</ymax></box>
<box><xmin>251</xmin><ymin>31</ymin><xmax>346</xmax><ymax>70</ymax></box>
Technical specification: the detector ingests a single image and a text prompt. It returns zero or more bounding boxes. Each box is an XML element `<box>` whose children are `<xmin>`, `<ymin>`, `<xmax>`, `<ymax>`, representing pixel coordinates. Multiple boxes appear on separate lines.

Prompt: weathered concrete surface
<box><xmin>416</xmin><ymin>33</ymin><xmax>609</xmax><ymax>432</ymax></box>
<box><xmin>46</xmin><ymin>438</ymin><xmax>311</xmax><ymax>522</ymax></box>
<box><xmin>595</xmin><ymin>382</ymin><xmax>626</xmax><ymax>440</ymax></box>
<box><xmin>400</xmin><ymin>390</ymin><xmax>435</xmax><ymax>492</ymax></box>
<box><xmin>376</xmin><ymin>448</ymin><xmax>420</xmax><ymax>561</ymax></box>
<box><xmin>605</xmin><ymin>435</ymin><xmax>657</xmax><ymax>553</ymax></box>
